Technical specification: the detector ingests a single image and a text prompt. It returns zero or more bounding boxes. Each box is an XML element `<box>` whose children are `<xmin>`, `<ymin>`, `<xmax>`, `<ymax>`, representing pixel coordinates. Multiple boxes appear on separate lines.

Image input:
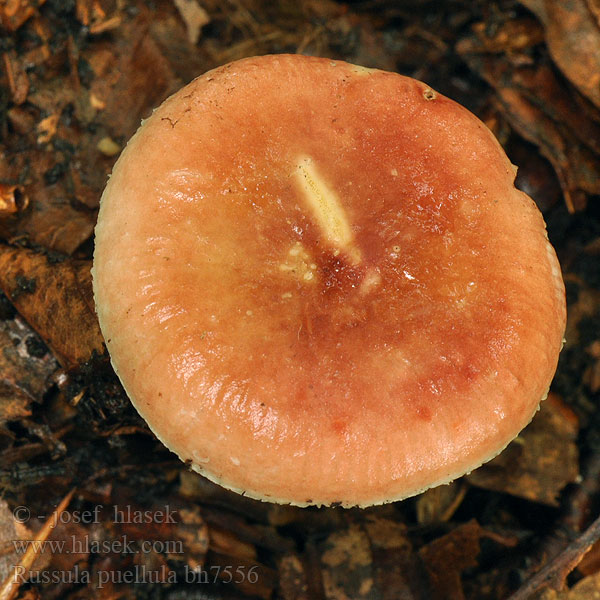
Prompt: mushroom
<box><xmin>92</xmin><ymin>55</ymin><xmax>566</xmax><ymax>507</ymax></box>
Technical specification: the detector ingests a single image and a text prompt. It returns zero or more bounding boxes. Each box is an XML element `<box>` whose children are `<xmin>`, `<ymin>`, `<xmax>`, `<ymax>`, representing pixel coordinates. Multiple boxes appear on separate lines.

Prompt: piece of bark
<box><xmin>0</xmin><ymin>245</ymin><xmax>104</xmax><ymax>368</ymax></box>
<box><xmin>0</xmin><ymin>316</ymin><xmax>58</xmax><ymax>429</ymax></box>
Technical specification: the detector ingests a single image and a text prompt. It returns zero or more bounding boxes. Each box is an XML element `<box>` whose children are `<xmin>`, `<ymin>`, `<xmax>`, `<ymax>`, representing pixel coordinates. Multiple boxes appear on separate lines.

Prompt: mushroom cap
<box><xmin>92</xmin><ymin>55</ymin><xmax>566</xmax><ymax>507</ymax></box>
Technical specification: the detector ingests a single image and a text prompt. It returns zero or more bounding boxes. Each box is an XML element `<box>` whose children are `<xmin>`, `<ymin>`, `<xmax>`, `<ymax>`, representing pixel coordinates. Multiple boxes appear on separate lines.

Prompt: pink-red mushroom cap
<box><xmin>92</xmin><ymin>54</ymin><xmax>566</xmax><ymax>507</ymax></box>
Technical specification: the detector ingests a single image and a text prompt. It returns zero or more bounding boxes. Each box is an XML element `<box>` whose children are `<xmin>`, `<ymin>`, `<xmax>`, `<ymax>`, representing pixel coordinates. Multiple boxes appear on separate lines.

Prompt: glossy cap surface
<box><xmin>93</xmin><ymin>55</ymin><xmax>566</xmax><ymax>507</ymax></box>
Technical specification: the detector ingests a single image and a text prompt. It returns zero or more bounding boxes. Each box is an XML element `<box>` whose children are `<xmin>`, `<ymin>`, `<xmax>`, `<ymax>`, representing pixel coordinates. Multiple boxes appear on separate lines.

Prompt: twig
<box><xmin>564</xmin><ymin>442</ymin><xmax>600</xmax><ymax>532</ymax></box>
<box><xmin>509</xmin><ymin>512</ymin><xmax>600</xmax><ymax>599</ymax></box>
<box><xmin>0</xmin><ymin>488</ymin><xmax>75</xmax><ymax>600</ymax></box>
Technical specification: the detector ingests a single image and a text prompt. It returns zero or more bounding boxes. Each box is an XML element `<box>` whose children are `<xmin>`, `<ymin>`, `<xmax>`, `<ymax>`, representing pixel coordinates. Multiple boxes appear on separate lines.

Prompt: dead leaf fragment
<box><xmin>419</xmin><ymin>520</ymin><xmax>515</xmax><ymax>600</ymax></box>
<box><xmin>0</xmin><ymin>245</ymin><xmax>105</xmax><ymax>368</ymax></box>
<box><xmin>468</xmin><ymin>394</ymin><xmax>579</xmax><ymax>506</ymax></box>
<box><xmin>90</xmin><ymin>19</ymin><xmax>181</xmax><ymax>141</ymax></box>
<box><xmin>537</xmin><ymin>571</ymin><xmax>600</xmax><ymax>598</ymax></box>
<box><xmin>75</xmin><ymin>0</ymin><xmax>90</xmax><ymax>26</ymax></box>
<box><xmin>457</xmin><ymin>36</ymin><xmax>600</xmax><ymax>211</ymax></box>
<box><xmin>363</xmin><ymin>517</ymin><xmax>411</xmax><ymax>552</ymax></box>
<box><xmin>578</xmin><ymin>538</ymin><xmax>600</xmax><ymax>576</ymax></box>
<box><xmin>520</xmin><ymin>0</ymin><xmax>600</xmax><ymax>109</ymax></box>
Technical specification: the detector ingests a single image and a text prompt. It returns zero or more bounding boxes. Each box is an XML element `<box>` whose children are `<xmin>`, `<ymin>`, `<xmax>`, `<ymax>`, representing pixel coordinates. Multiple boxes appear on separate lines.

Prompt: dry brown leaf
<box><xmin>14</xmin><ymin>196</ymin><xmax>95</xmax><ymax>256</ymax></box>
<box><xmin>537</xmin><ymin>571</ymin><xmax>600</xmax><ymax>599</ymax></box>
<box><xmin>89</xmin><ymin>17</ymin><xmax>181</xmax><ymax>142</ymax></box>
<box><xmin>418</xmin><ymin>520</ymin><xmax>514</xmax><ymax>600</ymax></box>
<box><xmin>467</xmin><ymin>394</ymin><xmax>579</xmax><ymax>506</ymax></box>
<box><xmin>0</xmin><ymin>146</ymin><xmax>96</xmax><ymax>254</ymax></box>
<box><xmin>0</xmin><ymin>245</ymin><xmax>104</xmax><ymax>368</ymax></box>
<box><xmin>457</xmin><ymin>39</ymin><xmax>600</xmax><ymax>211</ymax></box>
<box><xmin>419</xmin><ymin>521</ymin><xmax>482</xmax><ymax>600</ymax></box>
<box><xmin>520</xmin><ymin>0</ymin><xmax>600</xmax><ymax>109</ymax></box>
<box><xmin>577</xmin><ymin>538</ymin><xmax>600</xmax><ymax>576</ymax></box>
